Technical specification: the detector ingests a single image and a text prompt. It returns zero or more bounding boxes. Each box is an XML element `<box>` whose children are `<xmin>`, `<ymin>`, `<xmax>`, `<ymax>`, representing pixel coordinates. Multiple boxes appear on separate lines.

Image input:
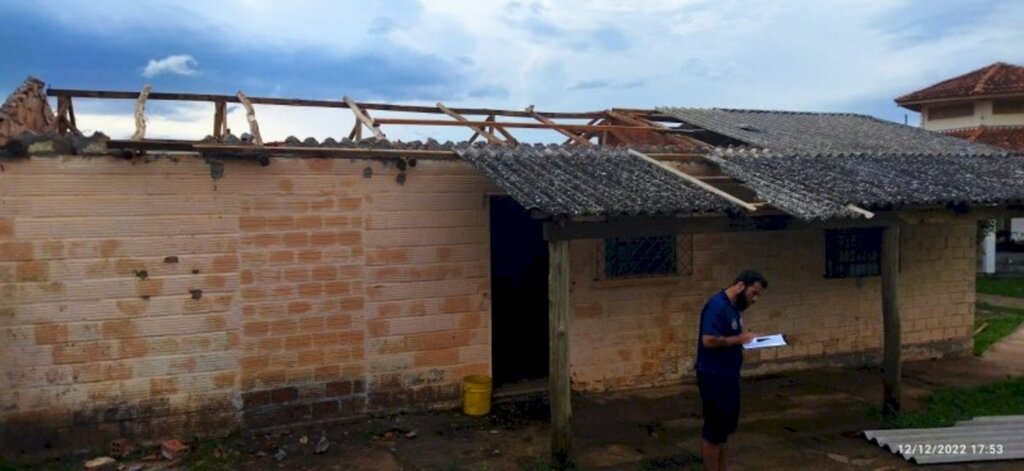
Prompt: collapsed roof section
<box><xmin>3</xmin><ymin>78</ymin><xmax>1024</xmax><ymax>223</ymax></box>
<box><xmin>457</xmin><ymin>146</ymin><xmax>741</xmax><ymax>218</ymax></box>
<box><xmin>657</xmin><ymin>107</ymin><xmax>1008</xmax><ymax>155</ymax></box>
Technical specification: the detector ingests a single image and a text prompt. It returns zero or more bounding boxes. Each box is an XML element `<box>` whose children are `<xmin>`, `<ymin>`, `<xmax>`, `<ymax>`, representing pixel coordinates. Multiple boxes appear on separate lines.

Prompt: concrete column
<box><xmin>980</xmin><ymin>223</ymin><xmax>996</xmax><ymax>274</ymax></box>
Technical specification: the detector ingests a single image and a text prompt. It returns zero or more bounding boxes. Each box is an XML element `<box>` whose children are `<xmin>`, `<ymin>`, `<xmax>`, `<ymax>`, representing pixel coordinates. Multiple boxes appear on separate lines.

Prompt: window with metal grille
<box><xmin>602</xmin><ymin>235</ymin><xmax>690</xmax><ymax>279</ymax></box>
<box><xmin>825</xmin><ymin>228</ymin><xmax>882</xmax><ymax>278</ymax></box>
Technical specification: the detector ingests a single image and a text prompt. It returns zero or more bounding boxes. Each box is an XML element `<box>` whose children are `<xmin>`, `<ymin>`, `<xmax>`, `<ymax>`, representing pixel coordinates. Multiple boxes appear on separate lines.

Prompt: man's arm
<box><xmin>699</xmin><ymin>303</ymin><xmax>754</xmax><ymax>348</ymax></box>
<box><xmin>701</xmin><ymin>332</ymin><xmax>754</xmax><ymax>348</ymax></box>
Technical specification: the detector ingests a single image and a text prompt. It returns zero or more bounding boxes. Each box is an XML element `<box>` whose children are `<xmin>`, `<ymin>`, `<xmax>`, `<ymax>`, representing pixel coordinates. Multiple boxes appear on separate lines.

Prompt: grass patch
<box><xmin>976</xmin><ymin>276</ymin><xmax>1024</xmax><ymax>298</ymax></box>
<box><xmin>974</xmin><ymin>302</ymin><xmax>1024</xmax><ymax>356</ymax></box>
<box><xmin>884</xmin><ymin>377</ymin><xmax>1024</xmax><ymax>429</ymax></box>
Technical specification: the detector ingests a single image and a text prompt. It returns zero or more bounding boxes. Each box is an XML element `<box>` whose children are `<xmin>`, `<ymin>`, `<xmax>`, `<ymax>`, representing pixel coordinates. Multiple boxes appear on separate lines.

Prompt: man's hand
<box><xmin>738</xmin><ymin>331</ymin><xmax>755</xmax><ymax>345</ymax></box>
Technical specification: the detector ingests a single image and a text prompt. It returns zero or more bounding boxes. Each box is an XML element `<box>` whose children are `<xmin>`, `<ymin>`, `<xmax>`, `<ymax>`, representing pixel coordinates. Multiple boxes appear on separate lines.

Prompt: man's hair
<box><xmin>734</xmin><ymin>270</ymin><xmax>768</xmax><ymax>289</ymax></box>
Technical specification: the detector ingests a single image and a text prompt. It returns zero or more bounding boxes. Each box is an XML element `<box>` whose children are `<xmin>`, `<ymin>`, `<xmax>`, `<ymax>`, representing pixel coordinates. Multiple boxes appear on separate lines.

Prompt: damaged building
<box><xmin>1</xmin><ymin>78</ymin><xmax>1023</xmax><ymax>459</ymax></box>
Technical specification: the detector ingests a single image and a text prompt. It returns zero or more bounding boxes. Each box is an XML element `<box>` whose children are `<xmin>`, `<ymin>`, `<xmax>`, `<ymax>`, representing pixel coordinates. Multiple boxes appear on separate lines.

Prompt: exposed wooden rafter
<box><xmin>55</xmin><ymin>95</ymin><xmax>82</xmax><ymax>136</ymax></box>
<box><xmin>46</xmin><ymin>87</ymin><xmax>706</xmax><ymax>150</ymax></box>
<box><xmin>527</xmin><ymin>105</ymin><xmax>591</xmax><ymax>146</ymax></box>
<box><xmin>629</xmin><ymin>149</ymin><xmax>759</xmax><ymax>212</ymax></box>
<box><xmin>235</xmin><ymin>91</ymin><xmax>263</xmax><ymax>146</ymax></box>
<box><xmin>436</xmin><ymin>102</ymin><xmax>504</xmax><ymax>145</ymax></box>
<box><xmin>131</xmin><ymin>85</ymin><xmax>152</xmax><ymax>141</ymax></box>
<box><xmin>47</xmin><ymin>88</ymin><xmax>603</xmax><ymax>119</ymax></box>
<box><xmin>213</xmin><ymin>100</ymin><xmax>227</xmax><ymax>140</ymax></box>
<box><xmin>606</xmin><ymin>109</ymin><xmax>708</xmax><ymax>149</ymax></box>
<box><xmin>344</xmin><ymin>95</ymin><xmax>385</xmax><ymax>140</ymax></box>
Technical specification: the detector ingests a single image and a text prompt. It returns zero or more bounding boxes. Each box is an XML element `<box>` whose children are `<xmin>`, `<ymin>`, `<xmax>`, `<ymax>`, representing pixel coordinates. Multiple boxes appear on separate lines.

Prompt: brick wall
<box><xmin>569</xmin><ymin>223</ymin><xmax>976</xmax><ymax>391</ymax></box>
<box><xmin>0</xmin><ymin>154</ymin><xmax>496</xmax><ymax>455</ymax></box>
<box><xmin>1</xmin><ymin>156</ymin><xmax>241</xmax><ymax>453</ymax></box>
<box><xmin>0</xmin><ymin>153</ymin><xmax>976</xmax><ymax>454</ymax></box>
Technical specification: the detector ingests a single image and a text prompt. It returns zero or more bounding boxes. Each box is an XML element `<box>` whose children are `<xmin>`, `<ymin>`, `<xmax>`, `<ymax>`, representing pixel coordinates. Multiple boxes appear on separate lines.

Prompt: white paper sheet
<box><xmin>743</xmin><ymin>333</ymin><xmax>788</xmax><ymax>350</ymax></box>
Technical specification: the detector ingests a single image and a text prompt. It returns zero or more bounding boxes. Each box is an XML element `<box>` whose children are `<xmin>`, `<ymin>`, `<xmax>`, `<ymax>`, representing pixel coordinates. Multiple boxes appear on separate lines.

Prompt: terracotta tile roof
<box><xmin>945</xmin><ymin>126</ymin><xmax>1024</xmax><ymax>153</ymax></box>
<box><xmin>896</xmin><ymin>62</ymin><xmax>1024</xmax><ymax>107</ymax></box>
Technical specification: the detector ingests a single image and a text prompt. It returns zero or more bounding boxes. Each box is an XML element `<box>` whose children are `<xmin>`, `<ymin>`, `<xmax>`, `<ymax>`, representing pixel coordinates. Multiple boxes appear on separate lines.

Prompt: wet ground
<box><xmin>193</xmin><ymin>356</ymin><xmax>1021</xmax><ymax>470</ymax></box>
<box><xmin>18</xmin><ymin>355</ymin><xmax>1022</xmax><ymax>470</ymax></box>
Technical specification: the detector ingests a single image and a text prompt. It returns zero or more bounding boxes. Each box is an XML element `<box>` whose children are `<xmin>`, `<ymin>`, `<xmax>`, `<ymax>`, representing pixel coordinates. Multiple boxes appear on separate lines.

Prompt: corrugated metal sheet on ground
<box><xmin>863</xmin><ymin>415</ymin><xmax>1024</xmax><ymax>465</ymax></box>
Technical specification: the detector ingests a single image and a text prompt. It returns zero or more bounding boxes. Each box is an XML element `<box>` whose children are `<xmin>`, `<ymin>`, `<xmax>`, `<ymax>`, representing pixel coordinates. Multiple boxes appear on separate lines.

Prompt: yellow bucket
<box><xmin>462</xmin><ymin>375</ymin><xmax>492</xmax><ymax>416</ymax></box>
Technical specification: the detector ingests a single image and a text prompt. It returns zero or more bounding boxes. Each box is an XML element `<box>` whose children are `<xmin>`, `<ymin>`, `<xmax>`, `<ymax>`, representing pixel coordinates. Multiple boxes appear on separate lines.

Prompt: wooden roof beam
<box><xmin>526</xmin><ymin>105</ymin><xmax>592</xmax><ymax>146</ymax></box>
<box><xmin>236</xmin><ymin>91</ymin><xmax>264</xmax><ymax>146</ymax></box>
<box><xmin>47</xmin><ymin>88</ymin><xmax>604</xmax><ymax>119</ymax></box>
<box><xmin>343</xmin><ymin>95</ymin><xmax>386</xmax><ymax>140</ymax></box>
<box><xmin>562</xmin><ymin>117</ymin><xmax>600</xmax><ymax>145</ymax></box>
<box><xmin>629</xmin><ymin>149</ymin><xmax>759</xmax><ymax>212</ymax></box>
<box><xmin>131</xmin><ymin>85</ymin><xmax>152</xmax><ymax>141</ymax></box>
<box><xmin>372</xmin><ymin>118</ymin><xmax>673</xmax><ymax>132</ymax></box>
<box><xmin>484</xmin><ymin>115</ymin><xmax>519</xmax><ymax>144</ymax></box>
<box><xmin>606</xmin><ymin>109</ymin><xmax>708</xmax><ymax>149</ymax></box>
<box><xmin>436</xmin><ymin>102</ymin><xmax>505</xmax><ymax>145</ymax></box>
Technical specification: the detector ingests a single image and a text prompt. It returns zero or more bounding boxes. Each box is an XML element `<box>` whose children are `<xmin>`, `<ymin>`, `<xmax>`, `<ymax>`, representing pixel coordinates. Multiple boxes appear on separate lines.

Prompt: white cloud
<box><xmin>22</xmin><ymin>0</ymin><xmax>1024</xmax><ymax>138</ymax></box>
<box><xmin>142</xmin><ymin>55</ymin><xmax>200</xmax><ymax>78</ymax></box>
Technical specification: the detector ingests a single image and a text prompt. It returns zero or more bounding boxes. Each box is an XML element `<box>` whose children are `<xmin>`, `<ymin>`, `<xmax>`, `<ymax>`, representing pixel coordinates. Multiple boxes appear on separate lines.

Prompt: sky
<box><xmin>3</xmin><ymin>0</ymin><xmax>1024</xmax><ymax>142</ymax></box>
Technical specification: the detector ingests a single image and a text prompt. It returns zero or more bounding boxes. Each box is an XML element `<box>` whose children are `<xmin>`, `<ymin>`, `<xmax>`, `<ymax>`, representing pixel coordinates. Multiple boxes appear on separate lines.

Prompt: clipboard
<box><xmin>743</xmin><ymin>333</ymin><xmax>787</xmax><ymax>350</ymax></box>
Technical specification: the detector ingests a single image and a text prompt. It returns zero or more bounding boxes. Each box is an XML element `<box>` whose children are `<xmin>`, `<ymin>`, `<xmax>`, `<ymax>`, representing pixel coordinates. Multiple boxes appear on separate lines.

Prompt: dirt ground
<box><xmin>26</xmin><ymin>355</ymin><xmax>1021</xmax><ymax>470</ymax></box>
<box><xmin>157</xmin><ymin>356</ymin><xmax>1017</xmax><ymax>470</ymax></box>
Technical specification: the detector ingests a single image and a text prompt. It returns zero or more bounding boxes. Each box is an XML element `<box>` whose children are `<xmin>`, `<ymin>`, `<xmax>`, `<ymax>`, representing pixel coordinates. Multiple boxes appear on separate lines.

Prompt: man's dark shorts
<box><xmin>697</xmin><ymin>372</ymin><xmax>740</xmax><ymax>444</ymax></box>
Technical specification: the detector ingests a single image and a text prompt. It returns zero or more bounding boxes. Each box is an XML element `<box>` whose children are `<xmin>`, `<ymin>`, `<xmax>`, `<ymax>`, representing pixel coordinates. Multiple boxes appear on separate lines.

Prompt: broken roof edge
<box><xmin>0</xmin><ymin>131</ymin><xmax>705</xmax><ymax>160</ymax></box>
<box><xmin>658</xmin><ymin>106</ymin><xmax>1014</xmax><ymax>156</ymax></box>
<box><xmin>711</xmin><ymin>147</ymin><xmax>1022</xmax><ymax>159</ymax></box>
<box><xmin>456</xmin><ymin>145</ymin><xmax>741</xmax><ymax>219</ymax></box>
<box><xmin>708</xmin><ymin>147</ymin><xmax>1024</xmax><ymax>221</ymax></box>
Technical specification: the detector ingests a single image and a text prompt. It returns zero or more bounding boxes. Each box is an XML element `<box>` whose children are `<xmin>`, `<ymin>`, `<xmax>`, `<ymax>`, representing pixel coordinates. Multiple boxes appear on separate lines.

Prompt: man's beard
<box><xmin>734</xmin><ymin>290</ymin><xmax>750</xmax><ymax>312</ymax></box>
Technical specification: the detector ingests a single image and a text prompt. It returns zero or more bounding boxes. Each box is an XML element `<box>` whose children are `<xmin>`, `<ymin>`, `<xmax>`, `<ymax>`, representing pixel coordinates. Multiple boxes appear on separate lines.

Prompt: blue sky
<box><xmin>3</xmin><ymin>0</ymin><xmax>1024</xmax><ymax>141</ymax></box>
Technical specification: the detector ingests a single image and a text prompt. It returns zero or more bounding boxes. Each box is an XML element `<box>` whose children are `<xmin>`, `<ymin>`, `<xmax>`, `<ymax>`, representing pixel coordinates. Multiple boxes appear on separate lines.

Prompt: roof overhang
<box><xmin>895</xmin><ymin>92</ymin><xmax>1024</xmax><ymax>112</ymax></box>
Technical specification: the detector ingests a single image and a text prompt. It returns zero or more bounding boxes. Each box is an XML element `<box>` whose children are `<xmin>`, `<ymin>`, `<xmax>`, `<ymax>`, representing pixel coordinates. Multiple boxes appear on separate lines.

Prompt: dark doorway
<box><xmin>490</xmin><ymin>196</ymin><xmax>549</xmax><ymax>388</ymax></box>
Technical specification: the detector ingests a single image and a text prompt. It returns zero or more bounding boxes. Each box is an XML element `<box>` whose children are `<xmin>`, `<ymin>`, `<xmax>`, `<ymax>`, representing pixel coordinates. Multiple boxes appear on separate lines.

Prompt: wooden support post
<box><xmin>343</xmin><ymin>96</ymin><xmax>386</xmax><ymax>140</ymax></box>
<box><xmin>132</xmin><ymin>85</ymin><xmax>152</xmax><ymax>141</ymax></box>
<box><xmin>437</xmin><ymin>102</ymin><xmax>504</xmax><ymax>145</ymax></box>
<box><xmin>562</xmin><ymin>117</ymin><xmax>601</xmax><ymax>145</ymax></box>
<box><xmin>548</xmin><ymin>239</ymin><xmax>572</xmax><ymax>464</ymax></box>
<box><xmin>236</xmin><ymin>91</ymin><xmax>264</xmax><ymax>146</ymax></box>
<box><xmin>487</xmin><ymin>115</ymin><xmax>519</xmax><ymax>144</ymax></box>
<box><xmin>348</xmin><ymin>120</ymin><xmax>363</xmax><ymax>140</ymax></box>
<box><xmin>881</xmin><ymin>224</ymin><xmax>902</xmax><ymax>415</ymax></box>
<box><xmin>56</xmin><ymin>95</ymin><xmax>70</xmax><ymax>135</ymax></box>
<box><xmin>67</xmin><ymin>97</ymin><xmax>78</xmax><ymax>133</ymax></box>
<box><xmin>467</xmin><ymin>115</ymin><xmax>489</xmax><ymax>143</ymax></box>
<box><xmin>213</xmin><ymin>100</ymin><xmax>226</xmax><ymax>140</ymax></box>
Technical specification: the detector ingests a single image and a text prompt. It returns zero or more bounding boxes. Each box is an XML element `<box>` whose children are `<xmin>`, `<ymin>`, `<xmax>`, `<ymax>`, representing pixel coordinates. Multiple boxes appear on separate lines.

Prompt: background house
<box><xmin>896</xmin><ymin>62</ymin><xmax>1024</xmax><ymax>272</ymax></box>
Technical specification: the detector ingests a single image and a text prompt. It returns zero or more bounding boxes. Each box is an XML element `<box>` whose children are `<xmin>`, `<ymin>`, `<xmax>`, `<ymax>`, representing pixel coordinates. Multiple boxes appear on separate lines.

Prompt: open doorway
<box><xmin>489</xmin><ymin>196</ymin><xmax>549</xmax><ymax>389</ymax></box>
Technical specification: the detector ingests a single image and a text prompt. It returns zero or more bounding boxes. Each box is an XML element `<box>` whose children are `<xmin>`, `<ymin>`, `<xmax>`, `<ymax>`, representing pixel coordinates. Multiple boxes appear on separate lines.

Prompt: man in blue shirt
<box><xmin>695</xmin><ymin>270</ymin><xmax>767</xmax><ymax>471</ymax></box>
